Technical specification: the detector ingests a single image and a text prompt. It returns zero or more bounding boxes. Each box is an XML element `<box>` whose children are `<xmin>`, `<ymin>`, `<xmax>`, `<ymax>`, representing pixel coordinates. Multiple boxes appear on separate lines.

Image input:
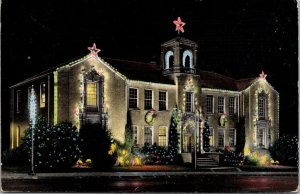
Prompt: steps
<box><xmin>196</xmin><ymin>157</ymin><xmax>219</xmax><ymax>168</ymax></box>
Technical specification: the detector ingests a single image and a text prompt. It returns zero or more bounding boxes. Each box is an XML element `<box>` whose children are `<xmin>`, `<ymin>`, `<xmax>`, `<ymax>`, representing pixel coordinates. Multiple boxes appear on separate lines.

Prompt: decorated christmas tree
<box><xmin>125</xmin><ymin>110</ymin><xmax>134</xmax><ymax>152</ymax></box>
<box><xmin>236</xmin><ymin>116</ymin><xmax>246</xmax><ymax>154</ymax></box>
<box><xmin>168</xmin><ymin>109</ymin><xmax>179</xmax><ymax>161</ymax></box>
<box><xmin>203</xmin><ymin>117</ymin><xmax>210</xmax><ymax>152</ymax></box>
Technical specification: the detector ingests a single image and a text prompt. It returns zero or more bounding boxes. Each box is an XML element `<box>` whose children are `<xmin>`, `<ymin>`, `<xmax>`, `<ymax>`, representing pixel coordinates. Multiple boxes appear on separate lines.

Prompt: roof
<box><xmin>102</xmin><ymin>58</ymin><xmax>175</xmax><ymax>85</ymax></box>
<box><xmin>10</xmin><ymin>54</ymin><xmax>257</xmax><ymax>91</ymax></box>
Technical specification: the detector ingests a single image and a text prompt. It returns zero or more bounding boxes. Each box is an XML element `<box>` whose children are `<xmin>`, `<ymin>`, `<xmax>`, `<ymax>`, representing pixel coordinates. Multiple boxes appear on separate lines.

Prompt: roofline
<box><xmin>199</xmin><ymin>70</ymin><xmax>236</xmax><ymax>81</ymax></box>
<box><xmin>202</xmin><ymin>87</ymin><xmax>241</xmax><ymax>94</ymax></box>
<box><xmin>127</xmin><ymin>79</ymin><xmax>176</xmax><ymax>87</ymax></box>
<box><xmin>242</xmin><ymin>78</ymin><xmax>279</xmax><ymax>94</ymax></box>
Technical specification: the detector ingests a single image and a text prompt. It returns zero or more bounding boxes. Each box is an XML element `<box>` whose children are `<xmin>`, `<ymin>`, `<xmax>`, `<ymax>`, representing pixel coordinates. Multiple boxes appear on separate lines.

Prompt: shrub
<box><xmin>244</xmin><ymin>148</ymin><xmax>273</xmax><ymax>166</ymax></box>
<box><xmin>22</xmin><ymin>117</ymin><xmax>82</xmax><ymax>170</ymax></box>
<box><xmin>269</xmin><ymin>134</ymin><xmax>298</xmax><ymax>166</ymax></box>
<box><xmin>79</xmin><ymin>123</ymin><xmax>116</xmax><ymax>169</ymax></box>
<box><xmin>141</xmin><ymin>143</ymin><xmax>170</xmax><ymax>165</ymax></box>
<box><xmin>221</xmin><ymin>146</ymin><xmax>244</xmax><ymax>166</ymax></box>
<box><xmin>2</xmin><ymin>147</ymin><xmax>28</xmax><ymax>166</ymax></box>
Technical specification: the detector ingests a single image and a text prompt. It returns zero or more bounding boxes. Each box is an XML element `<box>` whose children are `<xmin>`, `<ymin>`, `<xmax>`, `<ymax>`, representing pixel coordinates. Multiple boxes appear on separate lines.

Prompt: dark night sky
<box><xmin>1</xmin><ymin>0</ymin><xmax>298</xmax><ymax>151</ymax></box>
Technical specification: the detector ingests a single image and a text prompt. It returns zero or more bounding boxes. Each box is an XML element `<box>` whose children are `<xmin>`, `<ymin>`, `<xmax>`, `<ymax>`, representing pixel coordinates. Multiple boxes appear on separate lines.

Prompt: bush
<box><xmin>79</xmin><ymin>123</ymin><xmax>116</xmax><ymax>169</ymax></box>
<box><xmin>221</xmin><ymin>146</ymin><xmax>244</xmax><ymax>166</ymax></box>
<box><xmin>2</xmin><ymin>147</ymin><xmax>28</xmax><ymax>166</ymax></box>
<box><xmin>22</xmin><ymin>117</ymin><xmax>82</xmax><ymax>171</ymax></box>
<box><xmin>244</xmin><ymin>148</ymin><xmax>273</xmax><ymax>166</ymax></box>
<box><xmin>269</xmin><ymin>134</ymin><xmax>298</xmax><ymax>166</ymax></box>
<box><xmin>141</xmin><ymin>143</ymin><xmax>170</xmax><ymax>165</ymax></box>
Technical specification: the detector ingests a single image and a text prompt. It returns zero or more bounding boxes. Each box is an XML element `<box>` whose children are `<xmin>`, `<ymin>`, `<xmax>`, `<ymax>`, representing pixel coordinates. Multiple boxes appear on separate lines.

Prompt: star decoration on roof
<box><xmin>173</xmin><ymin>17</ymin><xmax>186</xmax><ymax>34</ymax></box>
<box><xmin>259</xmin><ymin>71</ymin><xmax>267</xmax><ymax>79</ymax></box>
<box><xmin>88</xmin><ymin>43</ymin><xmax>101</xmax><ymax>56</ymax></box>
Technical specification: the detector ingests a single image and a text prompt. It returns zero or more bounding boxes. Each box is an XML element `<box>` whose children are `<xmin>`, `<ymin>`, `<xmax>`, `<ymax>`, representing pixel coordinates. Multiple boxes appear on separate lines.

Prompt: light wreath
<box><xmin>145</xmin><ymin>110</ymin><xmax>157</xmax><ymax>125</ymax></box>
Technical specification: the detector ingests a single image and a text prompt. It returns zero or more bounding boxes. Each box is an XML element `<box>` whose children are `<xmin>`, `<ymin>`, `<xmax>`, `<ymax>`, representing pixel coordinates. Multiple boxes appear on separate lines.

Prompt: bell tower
<box><xmin>161</xmin><ymin>37</ymin><xmax>198</xmax><ymax>76</ymax></box>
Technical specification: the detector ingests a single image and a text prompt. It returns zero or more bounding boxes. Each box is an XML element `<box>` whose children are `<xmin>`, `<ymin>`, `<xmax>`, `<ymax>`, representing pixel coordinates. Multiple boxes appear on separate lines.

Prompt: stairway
<box><xmin>196</xmin><ymin>157</ymin><xmax>219</xmax><ymax>168</ymax></box>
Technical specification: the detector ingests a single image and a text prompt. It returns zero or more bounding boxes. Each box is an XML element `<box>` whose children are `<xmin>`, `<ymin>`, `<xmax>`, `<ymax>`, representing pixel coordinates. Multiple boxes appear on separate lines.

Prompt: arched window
<box><xmin>164</xmin><ymin>51</ymin><xmax>174</xmax><ymax>69</ymax></box>
<box><xmin>258</xmin><ymin>92</ymin><xmax>267</xmax><ymax>119</ymax></box>
<box><xmin>183</xmin><ymin>50</ymin><xmax>193</xmax><ymax>68</ymax></box>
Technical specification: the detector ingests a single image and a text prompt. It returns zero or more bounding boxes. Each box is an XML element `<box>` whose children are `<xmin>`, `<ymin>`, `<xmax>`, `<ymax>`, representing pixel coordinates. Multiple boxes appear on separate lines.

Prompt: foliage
<box><xmin>168</xmin><ymin>109</ymin><xmax>179</xmax><ymax>162</ymax></box>
<box><xmin>203</xmin><ymin>117</ymin><xmax>210</xmax><ymax>152</ymax></box>
<box><xmin>221</xmin><ymin>146</ymin><xmax>244</xmax><ymax>166</ymax></box>
<box><xmin>125</xmin><ymin>111</ymin><xmax>134</xmax><ymax>153</ymax></box>
<box><xmin>141</xmin><ymin>143</ymin><xmax>170</xmax><ymax>165</ymax></box>
<box><xmin>244</xmin><ymin>147</ymin><xmax>273</xmax><ymax>166</ymax></box>
<box><xmin>269</xmin><ymin>134</ymin><xmax>298</xmax><ymax>166</ymax></box>
<box><xmin>236</xmin><ymin>116</ymin><xmax>246</xmax><ymax>154</ymax></box>
<box><xmin>2</xmin><ymin>147</ymin><xmax>28</xmax><ymax>166</ymax></box>
<box><xmin>73</xmin><ymin>158</ymin><xmax>93</xmax><ymax>168</ymax></box>
<box><xmin>22</xmin><ymin>117</ymin><xmax>82</xmax><ymax>170</ymax></box>
<box><xmin>79</xmin><ymin>123</ymin><xmax>116</xmax><ymax>169</ymax></box>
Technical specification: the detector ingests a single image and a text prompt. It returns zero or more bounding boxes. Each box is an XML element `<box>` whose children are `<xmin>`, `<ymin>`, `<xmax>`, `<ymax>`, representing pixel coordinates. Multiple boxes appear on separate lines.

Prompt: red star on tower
<box><xmin>259</xmin><ymin>71</ymin><xmax>267</xmax><ymax>79</ymax></box>
<box><xmin>173</xmin><ymin>17</ymin><xmax>186</xmax><ymax>34</ymax></box>
<box><xmin>88</xmin><ymin>43</ymin><xmax>101</xmax><ymax>56</ymax></box>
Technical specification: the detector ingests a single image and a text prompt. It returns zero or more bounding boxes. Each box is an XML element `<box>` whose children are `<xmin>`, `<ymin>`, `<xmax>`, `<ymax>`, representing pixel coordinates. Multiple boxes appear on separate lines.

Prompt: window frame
<box><xmin>16</xmin><ymin>90</ymin><xmax>21</xmax><ymax>113</ymax></box>
<box><xmin>158</xmin><ymin>126</ymin><xmax>168</xmax><ymax>147</ymax></box>
<box><xmin>206</xmin><ymin>95</ymin><xmax>214</xmax><ymax>114</ymax></box>
<box><xmin>218</xmin><ymin>128</ymin><xmax>225</xmax><ymax>147</ymax></box>
<box><xmin>144</xmin><ymin>89</ymin><xmax>153</xmax><ymax>110</ymax></box>
<box><xmin>185</xmin><ymin>92</ymin><xmax>194</xmax><ymax>112</ymax></box>
<box><xmin>217</xmin><ymin>96</ymin><xmax>225</xmax><ymax>114</ymax></box>
<box><xmin>159</xmin><ymin>91</ymin><xmax>168</xmax><ymax>111</ymax></box>
<box><xmin>229</xmin><ymin>128</ymin><xmax>236</xmax><ymax>147</ymax></box>
<box><xmin>40</xmin><ymin>82</ymin><xmax>46</xmax><ymax>108</ymax></box>
<box><xmin>129</xmin><ymin>88</ymin><xmax>139</xmax><ymax>109</ymax></box>
<box><xmin>209</xmin><ymin>127</ymin><xmax>214</xmax><ymax>147</ymax></box>
<box><xmin>86</xmin><ymin>82</ymin><xmax>98</xmax><ymax>107</ymax></box>
<box><xmin>228</xmin><ymin>97</ymin><xmax>236</xmax><ymax>115</ymax></box>
<box><xmin>144</xmin><ymin>126</ymin><xmax>153</xmax><ymax>146</ymax></box>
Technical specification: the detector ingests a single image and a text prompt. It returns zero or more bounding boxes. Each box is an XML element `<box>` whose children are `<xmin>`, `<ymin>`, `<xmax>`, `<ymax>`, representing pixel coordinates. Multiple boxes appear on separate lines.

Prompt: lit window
<box><xmin>185</xmin><ymin>92</ymin><xmax>194</xmax><ymax>112</ymax></box>
<box><xmin>206</xmin><ymin>95</ymin><xmax>213</xmax><ymax>114</ymax></box>
<box><xmin>144</xmin><ymin>89</ymin><xmax>153</xmax><ymax>110</ymax></box>
<box><xmin>129</xmin><ymin>88</ymin><xmax>138</xmax><ymax>109</ymax></box>
<box><xmin>218</xmin><ymin>128</ymin><xmax>224</xmax><ymax>147</ymax></box>
<box><xmin>209</xmin><ymin>127</ymin><xmax>214</xmax><ymax>146</ymax></box>
<box><xmin>159</xmin><ymin>91</ymin><xmax>167</xmax><ymax>111</ymax></box>
<box><xmin>144</xmin><ymin>126</ymin><xmax>152</xmax><ymax>146</ymax></box>
<box><xmin>87</xmin><ymin>82</ymin><xmax>97</xmax><ymax>107</ymax></box>
<box><xmin>158</xmin><ymin>126</ymin><xmax>167</xmax><ymax>147</ymax></box>
<box><xmin>132</xmin><ymin>126</ymin><xmax>138</xmax><ymax>145</ymax></box>
<box><xmin>218</xmin><ymin>96</ymin><xmax>225</xmax><ymax>114</ymax></box>
<box><xmin>229</xmin><ymin>97</ymin><xmax>236</xmax><ymax>115</ymax></box>
<box><xmin>258</xmin><ymin>95</ymin><xmax>266</xmax><ymax>119</ymax></box>
<box><xmin>229</xmin><ymin>128</ymin><xmax>236</xmax><ymax>147</ymax></box>
<box><xmin>40</xmin><ymin>83</ymin><xmax>46</xmax><ymax>108</ymax></box>
<box><xmin>16</xmin><ymin>90</ymin><xmax>21</xmax><ymax>113</ymax></box>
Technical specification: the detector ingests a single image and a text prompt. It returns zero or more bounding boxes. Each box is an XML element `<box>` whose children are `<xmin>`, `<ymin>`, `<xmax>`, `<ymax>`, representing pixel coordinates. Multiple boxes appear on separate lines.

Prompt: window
<box><xmin>158</xmin><ymin>126</ymin><xmax>167</xmax><ymax>147</ymax></box>
<box><xmin>258</xmin><ymin>96</ymin><xmax>266</xmax><ymax>118</ymax></box>
<box><xmin>40</xmin><ymin>83</ymin><xmax>46</xmax><ymax>108</ymax></box>
<box><xmin>144</xmin><ymin>126</ymin><xmax>152</xmax><ymax>145</ymax></box>
<box><xmin>229</xmin><ymin>97</ymin><xmax>236</xmax><ymax>115</ymax></box>
<box><xmin>209</xmin><ymin>127</ymin><xmax>214</xmax><ymax>146</ymax></box>
<box><xmin>16</xmin><ymin>90</ymin><xmax>21</xmax><ymax>113</ymax></box>
<box><xmin>218</xmin><ymin>96</ymin><xmax>225</xmax><ymax>114</ymax></box>
<box><xmin>159</xmin><ymin>91</ymin><xmax>167</xmax><ymax>111</ymax></box>
<box><xmin>144</xmin><ymin>89</ymin><xmax>153</xmax><ymax>110</ymax></box>
<box><xmin>206</xmin><ymin>95</ymin><xmax>213</xmax><ymax>114</ymax></box>
<box><xmin>182</xmin><ymin>50</ymin><xmax>193</xmax><ymax>68</ymax></box>
<box><xmin>218</xmin><ymin>128</ymin><xmax>225</xmax><ymax>147</ymax></box>
<box><xmin>87</xmin><ymin>82</ymin><xmax>97</xmax><ymax>107</ymax></box>
<box><xmin>229</xmin><ymin>128</ymin><xmax>236</xmax><ymax>147</ymax></box>
<box><xmin>165</xmin><ymin>51</ymin><xmax>174</xmax><ymax>69</ymax></box>
<box><xmin>129</xmin><ymin>88</ymin><xmax>138</xmax><ymax>109</ymax></box>
<box><xmin>185</xmin><ymin>92</ymin><xmax>194</xmax><ymax>112</ymax></box>
<box><xmin>133</xmin><ymin>126</ymin><xmax>138</xmax><ymax>145</ymax></box>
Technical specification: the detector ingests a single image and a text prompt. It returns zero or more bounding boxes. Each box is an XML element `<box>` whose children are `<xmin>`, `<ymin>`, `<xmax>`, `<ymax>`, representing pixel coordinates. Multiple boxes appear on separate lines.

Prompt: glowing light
<box><xmin>259</xmin><ymin>71</ymin><xmax>267</xmax><ymax>79</ymax></box>
<box><xmin>29</xmin><ymin>86</ymin><xmax>37</xmax><ymax>127</ymax></box>
<box><xmin>173</xmin><ymin>17</ymin><xmax>186</xmax><ymax>33</ymax></box>
<box><xmin>53</xmin><ymin>71</ymin><xmax>58</xmax><ymax>124</ymax></box>
<box><xmin>88</xmin><ymin>43</ymin><xmax>101</xmax><ymax>56</ymax></box>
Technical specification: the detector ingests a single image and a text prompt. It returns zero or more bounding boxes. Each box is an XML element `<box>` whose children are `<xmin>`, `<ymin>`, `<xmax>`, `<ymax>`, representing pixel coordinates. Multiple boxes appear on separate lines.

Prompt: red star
<box><xmin>88</xmin><ymin>43</ymin><xmax>101</xmax><ymax>56</ymax></box>
<box><xmin>259</xmin><ymin>71</ymin><xmax>267</xmax><ymax>79</ymax></box>
<box><xmin>173</xmin><ymin>17</ymin><xmax>186</xmax><ymax>34</ymax></box>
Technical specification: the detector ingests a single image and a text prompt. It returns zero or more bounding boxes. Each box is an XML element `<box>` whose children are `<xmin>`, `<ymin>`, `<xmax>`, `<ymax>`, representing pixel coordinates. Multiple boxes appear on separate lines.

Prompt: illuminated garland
<box><xmin>29</xmin><ymin>86</ymin><xmax>37</xmax><ymax>127</ymax></box>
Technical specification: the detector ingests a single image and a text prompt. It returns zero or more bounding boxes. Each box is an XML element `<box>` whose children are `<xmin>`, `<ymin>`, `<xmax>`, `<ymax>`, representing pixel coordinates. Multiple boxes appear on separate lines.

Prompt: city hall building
<box><xmin>10</xmin><ymin>36</ymin><xmax>279</xmax><ymax>161</ymax></box>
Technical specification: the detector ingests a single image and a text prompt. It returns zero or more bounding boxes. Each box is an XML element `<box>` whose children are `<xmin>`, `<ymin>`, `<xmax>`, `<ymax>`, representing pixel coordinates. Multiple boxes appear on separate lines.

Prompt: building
<box><xmin>9</xmin><ymin>36</ymin><xmax>279</xmax><ymax>162</ymax></box>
